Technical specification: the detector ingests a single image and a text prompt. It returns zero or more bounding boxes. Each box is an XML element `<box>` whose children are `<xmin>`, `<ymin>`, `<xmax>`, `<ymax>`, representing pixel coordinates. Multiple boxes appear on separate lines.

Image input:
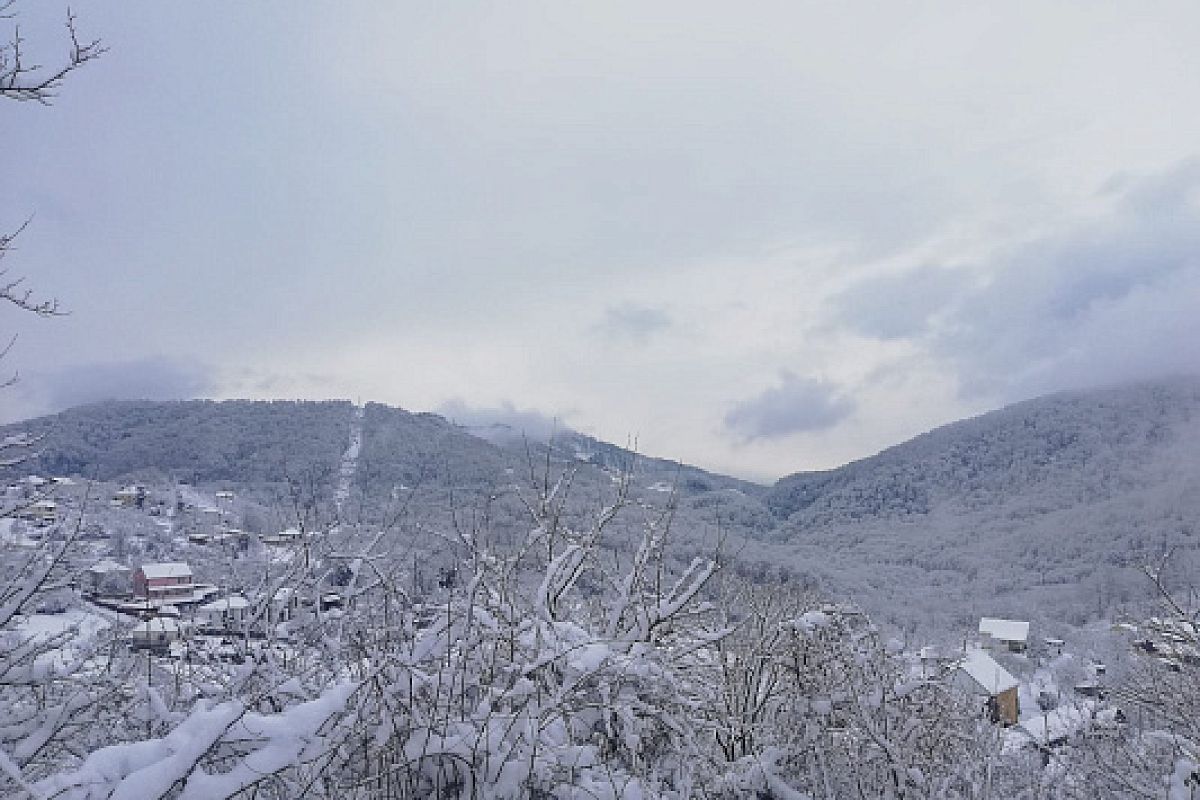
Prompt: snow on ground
<box><xmin>1014</xmin><ymin>652</ymin><xmax>1087</xmax><ymax>725</ymax></box>
<box><xmin>334</xmin><ymin>404</ymin><xmax>364</xmax><ymax>519</ymax></box>
<box><xmin>265</xmin><ymin>547</ymin><xmax>296</xmax><ymax>565</ymax></box>
<box><xmin>1018</xmin><ymin>661</ymin><xmax>1062</xmax><ymax>721</ymax></box>
<box><xmin>1013</xmin><ymin>701</ymin><xmax>1096</xmax><ymax>748</ymax></box>
<box><xmin>0</xmin><ymin>517</ymin><xmax>40</xmax><ymax>547</ymax></box>
<box><xmin>16</xmin><ymin>605</ymin><xmax>113</xmax><ymax>670</ymax></box>
<box><xmin>17</xmin><ymin>606</ymin><xmax>108</xmax><ymax>643</ymax></box>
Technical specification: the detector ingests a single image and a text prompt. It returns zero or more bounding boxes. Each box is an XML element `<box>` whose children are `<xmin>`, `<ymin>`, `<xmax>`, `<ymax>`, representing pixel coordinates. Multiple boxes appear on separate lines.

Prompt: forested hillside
<box><xmin>768</xmin><ymin>378</ymin><xmax>1200</xmax><ymax>523</ymax></box>
<box><xmin>6</xmin><ymin>400</ymin><xmax>355</xmax><ymax>484</ymax></box>
<box><xmin>6</xmin><ymin>378</ymin><xmax>1200</xmax><ymax>633</ymax></box>
<box><xmin>762</xmin><ymin>377</ymin><xmax>1200</xmax><ymax>633</ymax></box>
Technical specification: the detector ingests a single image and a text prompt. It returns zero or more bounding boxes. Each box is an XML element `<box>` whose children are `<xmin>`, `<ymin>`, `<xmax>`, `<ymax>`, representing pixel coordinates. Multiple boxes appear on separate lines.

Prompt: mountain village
<box><xmin>5</xmin><ymin>464</ymin><xmax>1196</xmax><ymax>777</ymax></box>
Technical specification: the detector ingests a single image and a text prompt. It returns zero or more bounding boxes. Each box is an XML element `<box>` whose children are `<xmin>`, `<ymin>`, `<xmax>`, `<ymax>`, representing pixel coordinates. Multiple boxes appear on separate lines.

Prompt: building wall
<box><xmin>135</xmin><ymin>571</ymin><xmax>193</xmax><ymax>600</ymax></box>
<box><xmin>992</xmin><ymin>687</ymin><xmax>1020</xmax><ymax>726</ymax></box>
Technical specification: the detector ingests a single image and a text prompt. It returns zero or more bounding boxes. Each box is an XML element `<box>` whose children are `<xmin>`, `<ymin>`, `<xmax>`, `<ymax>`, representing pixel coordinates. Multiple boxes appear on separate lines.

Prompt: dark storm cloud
<box><xmin>725</xmin><ymin>373</ymin><xmax>854</xmax><ymax>441</ymax></box>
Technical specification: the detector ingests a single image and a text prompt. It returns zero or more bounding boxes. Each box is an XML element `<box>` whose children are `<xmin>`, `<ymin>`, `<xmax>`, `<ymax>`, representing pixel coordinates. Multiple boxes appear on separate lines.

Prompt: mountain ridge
<box><xmin>5</xmin><ymin>377</ymin><xmax>1199</xmax><ymax>633</ymax></box>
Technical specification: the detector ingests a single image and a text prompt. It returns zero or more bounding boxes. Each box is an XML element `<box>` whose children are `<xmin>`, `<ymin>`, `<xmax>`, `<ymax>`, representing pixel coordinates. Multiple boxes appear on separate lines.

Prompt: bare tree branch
<box><xmin>0</xmin><ymin>5</ymin><xmax>104</xmax><ymax>104</ymax></box>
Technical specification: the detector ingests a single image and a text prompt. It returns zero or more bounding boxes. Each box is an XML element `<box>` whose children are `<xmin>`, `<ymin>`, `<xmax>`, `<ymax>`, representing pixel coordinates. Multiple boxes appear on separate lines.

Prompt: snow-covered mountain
<box><xmin>761</xmin><ymin>377</ymin><xmax>1200</xmax><ymax>634</ymax></box>
<box><xmin>6</xmin><ymin>377</ymin><xmax>1199</xmax><ymax>634</ymax></box>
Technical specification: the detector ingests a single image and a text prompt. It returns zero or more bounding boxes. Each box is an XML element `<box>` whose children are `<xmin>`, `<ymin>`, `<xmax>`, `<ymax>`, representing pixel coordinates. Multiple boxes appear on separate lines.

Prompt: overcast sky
<box><xmin>4</xmin><ymin>2</ymin><xmax>1200</xmax><ymax>481</ymax></box>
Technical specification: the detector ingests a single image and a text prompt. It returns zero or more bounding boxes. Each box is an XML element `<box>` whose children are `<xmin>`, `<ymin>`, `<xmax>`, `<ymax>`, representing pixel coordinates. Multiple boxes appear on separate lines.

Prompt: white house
<box><xmin>979</xmin><ymin>618</ymin><xmax>1030</xmax><ymax>653</ymax></box>
<box><xmin>129</xmin><ymin>617</ymin><xmax>183</xmax><ymax>648</ymax></box>
<box><xmin>197</xmin><ymin>595</ymin><xmax>250</xmax><ymax>630</ymax></box>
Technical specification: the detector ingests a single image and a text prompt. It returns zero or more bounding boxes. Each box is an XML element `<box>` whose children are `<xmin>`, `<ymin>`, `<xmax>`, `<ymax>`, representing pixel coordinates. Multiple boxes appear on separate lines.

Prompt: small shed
<box><xmin>21</xmin><ymin>475</ymin><xmax>48</xmax><ymax>493</ymax></box>
<box><xmin>979</xmin><ymin>618</ymin><xmax>1030</xmax><ymax>653</ymax></box>
<box><xmin>19</xmin><ymin>499</ymin><xmax>58</xmax><ymax>526</ymax></box>
<box><xmin>952</xmin><ymin>648</ymin><xmax>1021</xmax><ymax>725</ymax></box>
<box><xmin>112</xmin><ymin>485</ymin><xmax>147</xmax><ymax>508</ymax></box>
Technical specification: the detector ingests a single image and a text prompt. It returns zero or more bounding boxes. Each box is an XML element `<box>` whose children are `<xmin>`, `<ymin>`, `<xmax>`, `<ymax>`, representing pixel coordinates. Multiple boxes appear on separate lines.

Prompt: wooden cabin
<box><xmin>952</xmin><ymin>648</ymin><xmax>1020</xmax><ymax>725</ymax></box>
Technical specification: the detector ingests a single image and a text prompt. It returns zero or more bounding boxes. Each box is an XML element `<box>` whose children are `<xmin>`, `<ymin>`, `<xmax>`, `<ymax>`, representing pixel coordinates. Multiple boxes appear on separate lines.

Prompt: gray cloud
<box><xmin>832</xmin><ymin>266</ymin><xmax>974</xmax><ymax>341</ymax></box>
<box><xmin>30</xmin><ymin>355</ymin><xmax>216</xmax><ymax>413</ymax></box>
<box><xmin>6</xmin><ymin>4</ymin><xmax>1200</xmax><ymax>477</ymax></box>
<box><xmin>932</xmin><ymin>160</ymin><xmax>1200</xmax><ymax>399</ymax></box>
<box><xmin>595</xmin><ymin>304</ymin><xmax>672</xmax><ymax>344</ymax></box>
<box><xmin>438</xmin><ymin>399</ymin><xmax>567</xmax><ymax>445</ymax></box>
<box><xmin>725</xmin><ymin>373</ymin><xmax>855</xmax><ymax>441</ymax></box>
<box><xmin>827</xmin><ymin>160</ymin><xmax>1200</xmax><ymax>405</ymax></box>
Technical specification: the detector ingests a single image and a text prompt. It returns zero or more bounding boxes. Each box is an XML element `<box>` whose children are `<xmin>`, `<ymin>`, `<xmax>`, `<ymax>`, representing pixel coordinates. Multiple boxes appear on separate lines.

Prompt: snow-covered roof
<box><xmin>979</xmin><ymin>617</ymin><xmax>1030</xmax><ymax>643</ymax></box>
<box><xmin>199</xmin><ymin>595</ymin><xmax>250</xmax><ymax>612</ymax></box>
<box><xmin>88</xmin><ymin>559</ymin><xmax>128</xmax><ymax>574</ymax></box>
<box><xmin>268</xmin><ymin>587</ymin><xmax>296</xmax><ymax>603</ymax></box>
<box><xmin>920</xmin><ymin>645</ymin><xmax>951</xmax><ymax>660</ymax></box>
<box><xmin>954</xmin><ymin>648</ymin><xmax>1018</xmax><ymax>694</ymax></box>
<box><xmin>139</xmin><ymin>562</ymin><xmax>192</xmax><ymax>579</ymax></box>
